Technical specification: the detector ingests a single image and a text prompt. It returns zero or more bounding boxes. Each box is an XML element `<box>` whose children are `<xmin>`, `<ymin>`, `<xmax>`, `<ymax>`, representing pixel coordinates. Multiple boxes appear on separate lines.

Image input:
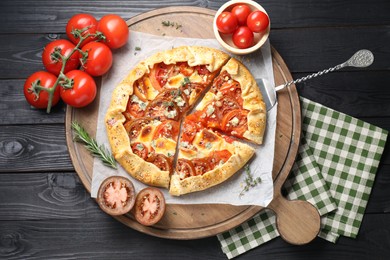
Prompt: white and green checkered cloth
<box><xmin>218</xmin><ymin>97</ymin><xmax>388</xmax><ymax>259</ymax></box>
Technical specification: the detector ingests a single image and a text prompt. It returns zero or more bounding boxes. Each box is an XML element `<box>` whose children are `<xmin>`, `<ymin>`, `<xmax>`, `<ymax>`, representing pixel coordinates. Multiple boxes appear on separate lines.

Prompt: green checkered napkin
<box><xmin>218</xmin><ymin>97</ymin><xmax>388</xmax><ymax>259</ymax></box>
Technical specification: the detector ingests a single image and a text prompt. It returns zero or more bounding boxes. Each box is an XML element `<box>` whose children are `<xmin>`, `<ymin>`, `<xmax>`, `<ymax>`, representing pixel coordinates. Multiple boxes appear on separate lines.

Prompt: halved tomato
<box><xmin>147</xmin><ymin>154</ymin><xmax>172</xmax><ymax>172</ymax></box>
<box><xmin>97</xmin><ymin>176</ymin><xmax>135</xmax><ymax>216</ymax></box>
<box><xmin>176</xmin><ymin>159</ymin><xmax>196</xmax><ymax>179</ymax></box>
<box><xmin>134</xmin><ymin>187</ymin><xmax>166</xmax><ymax>226</ymax></box>
<box><xmin>153</xmin><ymin>120</ymin><xmax>180</xmax><ymax>141</ymax></box>
<box><xmin>221</xmin><ymin>109</ymin><xmax>249</xmax><ymax>137</ymax></box>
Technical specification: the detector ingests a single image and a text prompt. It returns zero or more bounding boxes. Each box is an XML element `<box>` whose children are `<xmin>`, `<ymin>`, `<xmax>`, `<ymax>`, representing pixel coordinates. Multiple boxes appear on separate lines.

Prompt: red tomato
<box><xmin>153</xmin><ymin>120</ymin><xmax>180</xmax><ymax>141</ymax></box>
<box><xmin>221</xmin><ymin>109</ymin><xmax>249</xmax><ymax>137</ymax></box>
<box><xmin>216</xmin><ymin>12</ymin><xmax>238</xmax><ymax>34</ymax></box>
<box><xmin>124</xmin><ymin>118</ymin><xmax>151</xmax><ymax>139</ymax></box>
<box><xmin>97</xmin><ymin>14</ymin><xmax>129</xmax><ymax>49</ymax></box>
<box><xmin>147</xmin><ymin>154</ymin><xmax>172</xmax><ymax>172</ymax></box>
<box><xmin>23</xmin><ymin>71</ymin><xmax>60</xmax><ymax>109</ymax></box>
<box><xmin>97</xmin><ymin>176</ymin><xmax>135</xmax><ymax>216</ymax></box>
<box><xmin>232</xmin><ymin>26</ymin><xmax>254</xmax><ymax>49</ymax></box>
<box><xmin>247</xmin><ymin>10</ymin><xmax>269</xmax><ymax>33</ymax></box>
<box><xmin>42</xmin><ymin>39</ymin><xmax>81</xmax><ymax>76</ymax></box>
<box><xmin>66</xmin><ymin>13</ymin><xmax>98</xmax><ymax>47</ymax></box>
<box><xmin>231</xmin><ymin>4</ymin><xmax>252</xmax><ymax>25</ymax></box>
<box><xmin>81</xmin><ymin>42</ymin><xmax>113</xmax><ymax>76</ymax></box>
<box><xmin>181</xmin><ymin>118</ymin><xmax>199</xmax><ymax>143</ymax></box>
<box><xmin>131</xmin><ymin>142</ymin><xmax>148</xmax><ymax>160</ymax></box>
<box><xmin>60</xmin><ymin>70</ymin><xmax>97</xmax><ymax>108</ymax></box>
<box><xmin>134</xmin><ymin>187</ymin><xmax>166</xmax><ymax>226</ymax></box>
<box><xmin>176</xmin><ymin>159</ymin><xmax>196</xmax><ymax>179</ymax></box>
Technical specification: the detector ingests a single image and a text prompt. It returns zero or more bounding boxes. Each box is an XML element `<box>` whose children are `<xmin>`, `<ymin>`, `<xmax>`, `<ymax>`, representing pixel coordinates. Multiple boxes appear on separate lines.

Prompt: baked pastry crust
<box><xmin>105</xmin><ymin>46</ymin><xmax>230</xmax><ymax>188</ymax></box>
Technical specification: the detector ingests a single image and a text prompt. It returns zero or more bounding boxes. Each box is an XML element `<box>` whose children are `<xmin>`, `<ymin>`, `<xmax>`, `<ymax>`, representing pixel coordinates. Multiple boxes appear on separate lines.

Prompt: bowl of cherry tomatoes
<box><xmin>213</xmin><ymin>0</ymin><xmax>270</xmax><ymax>55</ymax></box>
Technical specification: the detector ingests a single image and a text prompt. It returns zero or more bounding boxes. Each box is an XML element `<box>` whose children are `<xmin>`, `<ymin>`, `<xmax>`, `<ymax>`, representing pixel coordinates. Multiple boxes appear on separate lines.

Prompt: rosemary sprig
<box><xmin>71</xmin><ymin>121</ymin><xmax>117</xmax><ymax>169</ymax></box>
<box><xmin>239</xmin><ymin>164</ymin><xmax>261</xmax><ymax>197</ymax></box>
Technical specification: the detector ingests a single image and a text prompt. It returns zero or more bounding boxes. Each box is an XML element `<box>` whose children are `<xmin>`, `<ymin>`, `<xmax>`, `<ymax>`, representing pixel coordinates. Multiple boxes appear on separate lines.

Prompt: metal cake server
<box><xmin>258</xmin><ymin>49</ymin><xmax>375</xmax><ymax>111</ymax></box>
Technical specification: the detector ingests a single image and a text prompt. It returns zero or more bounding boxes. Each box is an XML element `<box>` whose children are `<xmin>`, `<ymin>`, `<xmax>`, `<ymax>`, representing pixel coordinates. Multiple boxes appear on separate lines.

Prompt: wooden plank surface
<box><xmin>0</xmin><ymin>0</ymin><xmax>389</xmax><ymax>259</ymax></box>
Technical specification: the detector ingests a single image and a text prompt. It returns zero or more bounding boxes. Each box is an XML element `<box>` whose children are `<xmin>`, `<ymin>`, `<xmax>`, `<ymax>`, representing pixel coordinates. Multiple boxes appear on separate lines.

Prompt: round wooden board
<box><xmin>65</xmin><ymin>7</ymin><xmax>302</xmax><ymax>240</ymax></box>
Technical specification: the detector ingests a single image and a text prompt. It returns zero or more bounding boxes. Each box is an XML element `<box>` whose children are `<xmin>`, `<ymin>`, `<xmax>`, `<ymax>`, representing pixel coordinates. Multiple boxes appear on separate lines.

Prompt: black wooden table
<box><xmin>1</xmin><ymin>1</ymin><xmax>389</xmax><ymax>259</ymax></box>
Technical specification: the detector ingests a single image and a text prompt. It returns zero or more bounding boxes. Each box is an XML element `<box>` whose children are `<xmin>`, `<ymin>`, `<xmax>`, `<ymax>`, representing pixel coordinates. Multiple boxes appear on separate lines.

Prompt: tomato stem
<box><xmin>42</xmin><ymin>29</ymin><xmax>105</xmax><ymax>113</ymax></box>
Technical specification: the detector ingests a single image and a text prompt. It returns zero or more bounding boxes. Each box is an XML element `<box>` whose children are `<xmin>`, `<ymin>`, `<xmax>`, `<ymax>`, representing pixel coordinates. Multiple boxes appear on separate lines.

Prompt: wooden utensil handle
<box><xmin>267</xmin><ymin>194</ymin><xmax>321</xmax><ymax>245</ymax></box>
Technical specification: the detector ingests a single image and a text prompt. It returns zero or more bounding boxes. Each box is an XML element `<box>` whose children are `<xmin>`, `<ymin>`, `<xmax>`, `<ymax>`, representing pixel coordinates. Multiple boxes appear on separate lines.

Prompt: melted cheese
<box><xmin>154</xmin><ymin>137</ymin><xmax>176</xmax><ymax>158</ymax></box>
<box><xmin>196</xmin><ymin>92</ymin><xmax>216</xmax><ymax>111</ymax></box>
<box><xmin>144</xmin><ymin>77</ymin><xmax>159</xmax><ymax>101</ymax></box>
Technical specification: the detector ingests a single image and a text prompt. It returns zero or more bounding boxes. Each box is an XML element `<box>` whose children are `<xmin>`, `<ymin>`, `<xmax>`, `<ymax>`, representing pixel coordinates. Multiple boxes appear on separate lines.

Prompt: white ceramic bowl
<box><xmin>213</xmin><ymin>0</ymin><xmax>271</xmax><ymax>55</ymax></box>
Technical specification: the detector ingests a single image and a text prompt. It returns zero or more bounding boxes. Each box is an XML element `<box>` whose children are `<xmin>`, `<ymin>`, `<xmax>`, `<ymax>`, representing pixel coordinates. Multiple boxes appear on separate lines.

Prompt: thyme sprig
<box><xmin>239</xmin><ymin>164</ymin><xmax>261</xmax><ymax>197</ymax></box>
<box><xmin>71</xmin><ymin>121</ymin><xmax>117</xmax><ymax>169</ymax></box>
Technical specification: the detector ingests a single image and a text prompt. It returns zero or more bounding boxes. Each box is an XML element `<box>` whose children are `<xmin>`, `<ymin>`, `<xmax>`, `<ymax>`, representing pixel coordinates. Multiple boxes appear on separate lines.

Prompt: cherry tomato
<box><xmin>66</xmin><ymin>13</ymin><xmax>98</xmax><ymax>47</ymax></box>
<box><xmin>81</xmin><ymin>41</ymin><xmax>113</xmax><ymax>76</ymax></box>
<box><xmin>97</xmin><ymin>176</ymin><xmax>135</xmax><ymax>216</ymax></box>
<box><xmin>97</xmin><ymin>14</ymin><xmax>129</xmax><ymax>49</ymax></box>
<box><xmin>60</xmin><ymin>70</ymin><xmax>97</xmax><ymax>108</ymax></box>
<box><xmin>247</xmin><ymin>10</ymin><xmax>269</xmax><ymax>33</ymax></box>
<box><xmin>231</xmin><ymin>4</ymin><xmax>252</xmax><ymax>25</ymax></box>
<box><xmin>42</xmin><ymin>39</ymin><xmax>80</xmax><ymax>76</ymax></box>
<box><xmin>134</xmin><ymin>187</ymin><xmax>166</xmax><ymax>226</ymax></box>
<box><xmin>23</xmin><ymin>71</ymin><xmax>60</xmax><ymax>109</ymax></box>
<box><xmin>216</xmin><ymin>12</ymin><xmax>238</xmax><ymax>34</ymax></box>
<box><xmin>232</xmin><ymin>26</ymin><xmax>254</xmax><ymax>49</ymax></box>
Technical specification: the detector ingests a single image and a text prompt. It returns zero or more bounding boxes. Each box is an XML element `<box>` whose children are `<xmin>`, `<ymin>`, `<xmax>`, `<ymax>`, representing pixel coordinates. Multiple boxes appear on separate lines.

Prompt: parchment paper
<box><xmin>90</xmin><ymin>31</ymin><xmax>276</xmax><ymax>207</ymax></box>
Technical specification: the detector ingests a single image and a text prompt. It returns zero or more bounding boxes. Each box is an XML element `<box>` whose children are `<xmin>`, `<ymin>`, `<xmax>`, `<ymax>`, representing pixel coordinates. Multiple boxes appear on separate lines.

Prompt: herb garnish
<box><xmin>71</xmin><ymin>121</ymin><xmax>117</xmax><ymax>169</ymax></box>
<box><xmin>162</xmin><ymin>21</ymin><xmax>182</xmax><ymax>29</ymax></box>
<box><xmin>239</xmin><ymin>164</ymin><xmax>261</xmax><ymax>197</ymax></box>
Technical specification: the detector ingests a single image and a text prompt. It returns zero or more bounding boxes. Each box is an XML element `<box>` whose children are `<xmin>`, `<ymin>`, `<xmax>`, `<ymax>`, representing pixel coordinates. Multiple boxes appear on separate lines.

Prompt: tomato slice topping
<box><xmin>176</xmin><ymin>158</ymin><xmax>196</xmax><ymax>179</ymax></box>
<box><xmin>144</xmin><ymin>98</ymin><xmax>180</xmax><ymax>121</ymax></box>
<box><xmin>149</xmin><ymin>63</ymin><xmax>177</xmax><ymax>90</ymax></box>
<box><xmin>213</xmin><ymin>72</ymin><xmax>243</xmax><ymax>106</ymax></box>
<box><xmin>134</xmin><ymin>187</ymin><xmax>166</xmax><ymax>226</ymax></box>
<box><xmin>131</xmin><ymin>142</ymin><xmax>148</xmax><ymax>160</ymax></box>
<box><xmin>155</xmin><ymin>88</ymin><xmax>189</xmax><ymax>114</ymax></box>
<box><xmin>211</xmin><ymin>150</ymin><xmax>232</xmax><ymax>166</ymax></box>
<box><xmin>178</xmin><ymin>62</ymin><xmax>195</xmax><ymax>77</ymax></box>
<box><xmin>191</xmin><ymin>158</ymin><xmax>213</xmax><ymax>176</ymax></box>
<box><xmin>181</xmin><ymin>117</ymin><xmax>200</xmax><ymax>143</ymax></box>
<box><xmin>153</xmin><ymin>120</ymin><xmax>180</xmax><ymax>141</ymax></box>
<box><xmin>147</xmin><ymin>154</ymin><xmax>172</xmax><ymax>172</ymax></box>
<box><xmin>133</xmin><ymin>77</ymin><xmax>148</xmax><ymax>102</ymax></box>
<box><xmin>124</xmin><ymin>118</ymin><xmax>151</xmax><ymax>139</ymax></box>
<box><xmin>221</xmin><ymin>109</ymin><xmax>249</xmax><ymax>137</ymax></box>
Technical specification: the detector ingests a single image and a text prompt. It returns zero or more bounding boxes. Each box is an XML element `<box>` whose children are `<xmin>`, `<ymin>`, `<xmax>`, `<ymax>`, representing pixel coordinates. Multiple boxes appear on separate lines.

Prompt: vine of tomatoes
<box><xmin>24</xmin><ymin>14</ymin><xmax>129</xmax><ymax>113</ymax></box>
